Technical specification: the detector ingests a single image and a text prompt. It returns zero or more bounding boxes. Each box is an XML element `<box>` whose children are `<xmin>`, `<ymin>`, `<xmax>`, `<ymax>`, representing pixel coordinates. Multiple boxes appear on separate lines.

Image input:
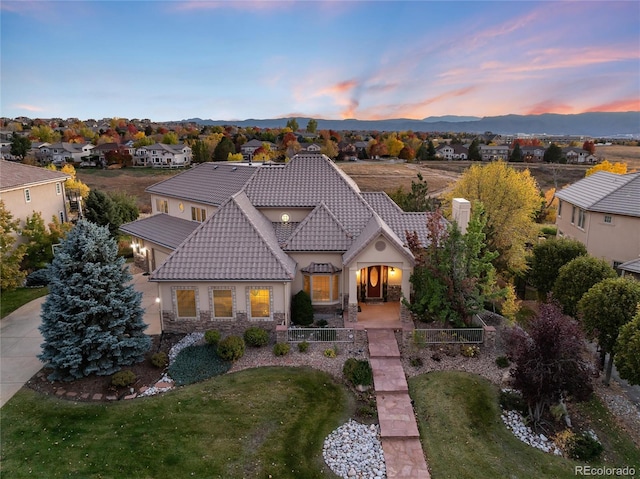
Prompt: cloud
<box><xmin>13</xmin><ymin>103</ymin><xmax>44</xmax><ymax>113</ymax></box>
<box><xmin>584</xmin><ymin>98</ymin><xmax>640</xmax><ymax>113</ymax></box>
<box><xmin>525</xmin><ymin>101</ymin><xmax>576</xmax><ymax>116</ymax></box>
<box><xmin>172</xmin><ymin>0</ymin><xmax>295</xmax><ymax>12</ymax></box>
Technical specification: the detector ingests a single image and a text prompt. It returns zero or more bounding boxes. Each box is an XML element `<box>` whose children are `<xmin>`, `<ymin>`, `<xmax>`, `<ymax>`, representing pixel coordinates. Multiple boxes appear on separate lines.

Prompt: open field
<box><xmin>597</xmin><ymin>145</ymin><xmax>640</xmax><ymax>168</ymax></box>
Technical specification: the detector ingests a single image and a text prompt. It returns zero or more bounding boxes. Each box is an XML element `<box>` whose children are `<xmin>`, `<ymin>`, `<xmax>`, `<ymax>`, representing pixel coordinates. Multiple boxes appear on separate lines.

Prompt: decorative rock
<box><xmin>80</xmin><ymin>393</ymin><xmax>90</xmax><ymax>400</ymax></box>
<box><xmin>92</xmin><ymin>393</ymin><xmax>102</xmax><ymax>400</ymax></box>
<box><xmin>323</xmin><ymin>420</ymin><xmax>386</xmax><ymax>479</ymax></box>
<box><xmin>124</xmin><ymin>394</ymin><xmax>136</xmax><ymax>400</ymax></box>
<box><xmin>105</xmin><ymin>395</ymin><xmax>117</xmax><ymax>401</ymax></box>
<box><xmin>500</xmin><ymin>408</ymin><xmax>562</xmax><ymax>456</ymax></box>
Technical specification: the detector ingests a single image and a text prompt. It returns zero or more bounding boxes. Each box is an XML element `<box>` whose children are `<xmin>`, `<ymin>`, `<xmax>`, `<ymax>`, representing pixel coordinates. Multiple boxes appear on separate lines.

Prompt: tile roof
<box><xmin>0</xmin><ymin>160</ymin><xmax>69</xmax><ymax>191</ymax></box>
<box><xmin>282</xmin><ymin>202</ymin><xmax>353</xmax><ymax>251</ymax></box>
<box><xmin>555</xmin><ymin>171</ymin><xmax>640</xmax><ymax>217</ymax></box>
<box><xmin>151</xmin><ymin>192</ymin><xmax>296</xmax><ymax>281</ymax></box>
<box><xmin>146</xmin><ymin>162</ymin><xmax>258</xmax><ymax>206</ymax></box>
<box><xmin>300</xmin><ymin>262</ymin><xmax>342</xmax><ymax>274</ymax></box>
<box><xmin>245</xmin><ymin>154</ymin><xmax>375</xmax><ymax>234</ymax></box>
<box><xmin>119</xmin><ymin>214</ymin><xmax>199</xmax><ymax>250</ymax></box>
<box><xmin>619</xmin><ymin>258</ymin><xmax>640</xmax><ymax>275</ymax></box>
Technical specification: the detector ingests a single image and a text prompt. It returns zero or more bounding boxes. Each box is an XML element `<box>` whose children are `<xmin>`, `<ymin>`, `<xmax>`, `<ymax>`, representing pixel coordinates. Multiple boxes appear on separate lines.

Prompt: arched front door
<box><xmin>367</xmin><ymin>265</ymin><xmax>381</xmax><ymax>299</ymax></box>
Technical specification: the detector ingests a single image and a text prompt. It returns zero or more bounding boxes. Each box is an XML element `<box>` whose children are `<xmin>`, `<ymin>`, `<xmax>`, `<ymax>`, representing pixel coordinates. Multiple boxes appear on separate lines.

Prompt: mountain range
<box><xmin>182</xmin><ymin>112</ymin><xmax>639</xmax><ymax>137</ymax></box>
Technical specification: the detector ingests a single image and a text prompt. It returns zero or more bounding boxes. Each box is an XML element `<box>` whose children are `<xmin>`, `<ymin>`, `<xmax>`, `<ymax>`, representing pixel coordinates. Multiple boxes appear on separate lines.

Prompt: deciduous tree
<box><xmin>39</xmin><ymin>220</ymin><xmax>150</xmax><ymax>381</ymax></box>
<box><xmin>578</xmin><ymin>277</ymin><xmax>640</xmax><ymax>385</ymax></box>
<box><xmin>585</xmin><ymin>160</ymin><xmax>627</xmax><ymax>177</ymax></box>
<box><xmin>552</xmin><ymin>256</ymin><xmax>617</xmax><ymax>317</ymax></box>
<box><xmin>506</xmin><ymin>301</ymin><xmax>592</xmax><ymax>426</ymax></box>
<box><xmin>286</xmin><ymin>118</ymin><xmax>299</xmax><ymax>132</ymax></box>
<box><xmin>306</xmin><ymin>118</ymin><xmax>318</xmax><ymax>134</ymax></box>
<box><xmin>615</xmin><ymin>306</ymin><xmax>640</xmax><ymax>386</ymax></box>
<box><xmin>0</xmin><ymin>200</ymin><xmax>26</xmax><ymax>291</ymax></box>
<box><xmin>445</xmin><ymin>161</ymin><xmax>541</xmax><ymax>273</ymax></box>
<box><xmin>528</xmin><ymin>238</ymin><xmax>587</xmax><ymax>297</ymax></box>
<box><xmin>10</xmin><ymin>132</ymin><xmax>30</xmax><ymax>160</ymax></box>
<box><xmin>582</xmin><ymin>141</ymin><xmax>596</xmax><ymax>155</ymax></box>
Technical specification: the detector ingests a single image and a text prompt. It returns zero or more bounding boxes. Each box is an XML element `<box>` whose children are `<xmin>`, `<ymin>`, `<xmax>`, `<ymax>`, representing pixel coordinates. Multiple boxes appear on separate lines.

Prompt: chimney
<box><xmin>452</xmin><ymin>198</ymin><xmax>471</xmax><ymax>234</ymax></box>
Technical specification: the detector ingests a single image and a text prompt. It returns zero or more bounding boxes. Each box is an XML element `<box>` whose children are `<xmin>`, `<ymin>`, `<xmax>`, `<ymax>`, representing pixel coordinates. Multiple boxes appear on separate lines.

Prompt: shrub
<box><xmin>343</xmin><ymin>358</ymin><xmax>373</xmax><ymax>386</ymax></box>
<box><xmin>298</xmin><ymin>341</ymin><xmax>309</xmax><ymax>353</ymax></box>
<box><xmin>324</xmin><ymin>348</ymin><xmax>337</xmax><ymax>358</ymax></box>
<box><xmin>460</xmin><ymin>345</ymin><xmax>480</xmax><ymax>358</ymax></box>
<box><xmin>273</xmin><ymin>343</ymin><xmax>291</xmax><ymax>356</ymax></box>
<box><xmin>111</xmin><ymin>369</ymin><xmax>137</xmax><ymax>388</ymax></box>
<box><xmin>217</xmin><ymin>336</ymin><xmax>245</xmax><ymax>361</ymax></box>
<box><xmin>291</xmin><ymin>290</ymin><xmax>313</xmax><ymax>326</ymax></box>
<box><xmin>243</xmin><ymin>327</ymin><xmax>269</xmax><ymax>348</ymax></box>
<box><xmin>150</xmin><ymin>352</ymin><xmax>168</xmax><ymax>368</ymax></box>
<box><xmin>410</xmin><ymin>357</ymin><xmax>423</xmax><ymax>368</ymax></box>
<box><xmin>495</xmin><ymin>356</ymin><xmax>510</xmax><ymax>368</ymax></box>
<box><xmin>204</xmin><ymin>330</ymin><xmax>221</xmax><ymax>346</ymax></box>
<box><xmin>25</xmin><ymin>268</ymin><xmax>50</xmax><ymax>287</ymax></box>
<box><xmin>568</xmin><ymin>431</ymin><xmax>603</xmax><ymax>461</ymax></box>
<box><xmin>315</xmin><ymin>319</ymin><xmax>328</xmax><ymax>327</ymax></box>
<box><xmin>499</xmin><ymin>389</ymin><xmax>527</xmax><ymax>415</ymax></box>
<box><xmin>168</xmin><ymin>344</ymin><xmax>231</xmax><ymax>386</ymax></box>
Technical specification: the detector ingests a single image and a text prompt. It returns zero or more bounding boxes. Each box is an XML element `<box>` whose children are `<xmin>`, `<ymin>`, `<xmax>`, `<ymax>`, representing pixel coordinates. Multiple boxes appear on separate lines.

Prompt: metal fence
<box><xmin>411</xmin><ymin>328</ymin><xmax>484</xmax><ymax>344</ymax></box>
<box><xmin>287</xmin><ymin>328</ymin><xmax>355</xmax><ymax>343</ymax></box>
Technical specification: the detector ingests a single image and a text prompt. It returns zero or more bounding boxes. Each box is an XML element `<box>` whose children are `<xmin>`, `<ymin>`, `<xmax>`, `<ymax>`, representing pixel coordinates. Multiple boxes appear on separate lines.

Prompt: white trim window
<box><xmin>248</xmin><ymin>287</ymin><xmax>273</xmax><ymax>321</ymax></box>
<box><xmin>55</xmin><ymin>182</ymin><xmax>62</xmax><ymax>195</ymax></box>
<box><xmin>191</xmin><ymin>207</ymin><xmax>206</xmax><ymax>222</ymax></box>
<box><xmin>577</xmin><ymin>209</ymin><xmax>586</xmax><ymax>229</ymax></box>
<box><xmin>156</xmin><ymin>199</ymin><xmax>168</xmax><ymax>214</ymax></box>
<box><xmin>303</xmin><ymin>274</ymin><xmax>340</xmax><ymax>304</ymax></box>
<box><xmin>604</xmin><ymin>214</ymin><xmax>613</xmax><ymax>224</ymax></box>
<box><xmin>24</xmin><ymin>188</ymin><xmax>31</xmax><ymax>203</ymax></box>
<box><xmin>172</xmin><ymin>286</ymin><xmax>199</xmax><ymax>319</ymax></box>
<box><xmin>209</xmin><ymin>287</ymin><xmax>235</xmax><ymax>320</ymax></box>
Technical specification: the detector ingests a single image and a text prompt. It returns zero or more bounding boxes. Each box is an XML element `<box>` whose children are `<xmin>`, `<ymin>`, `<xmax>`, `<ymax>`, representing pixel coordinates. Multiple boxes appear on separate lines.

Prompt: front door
<box><xmin>367</xmin><ymin>266</ymin><xmax>381</xmax><ymax>298</ymax></box>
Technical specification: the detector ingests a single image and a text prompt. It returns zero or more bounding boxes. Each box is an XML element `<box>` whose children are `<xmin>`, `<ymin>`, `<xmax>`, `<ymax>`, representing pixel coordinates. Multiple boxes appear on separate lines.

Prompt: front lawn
<box><xmin>0</xmin><ymin>287</ymin><xmax>47</xmax><ymax>319</ymax></box>
<box><xmin>0</xmin><ymin>367</ymin><xmax>351</xmax><ymax>479</ymax></box>
<box><xmin>409</xmin><ymin>371</ymin><xmax>640</xmax><ymax>479</ymax></box>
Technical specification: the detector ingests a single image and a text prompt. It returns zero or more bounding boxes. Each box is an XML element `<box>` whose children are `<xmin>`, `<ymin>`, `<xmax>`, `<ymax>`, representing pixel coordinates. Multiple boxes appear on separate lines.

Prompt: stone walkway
<box><xmin>367</xmin><ymin>329</ymin><xmax>430</xmax><ymax>478</ymax></box>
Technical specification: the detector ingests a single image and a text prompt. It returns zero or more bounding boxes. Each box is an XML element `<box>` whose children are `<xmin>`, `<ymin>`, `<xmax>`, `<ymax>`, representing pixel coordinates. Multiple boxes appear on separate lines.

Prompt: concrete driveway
<box><xmin>0</xmin><ymin>273</ymin><xmax>161</xmax><ymax>408</ymax></box>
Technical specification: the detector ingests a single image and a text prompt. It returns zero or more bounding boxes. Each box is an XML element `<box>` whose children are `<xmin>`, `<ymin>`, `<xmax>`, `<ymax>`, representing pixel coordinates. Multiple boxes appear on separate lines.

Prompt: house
<box><xmin>520</xmin><ymin>146</ymin><xmax>546</xmax><ymax>163</ymax></box>
<box><xmin>134</xmin><ymin>143</ymin><xmax>192</xmax><ymax>168</ymax></box>
<box><xmin>301</xmin><ymin>143</ymin><xmax>322</xmax><ymax>154</ymax></box>
<box><xmin>435</xmin><ymin>144</ymin><xmax>468</xmax><ymax>160</ymax></box>
<box><xmin>563</xmin><ymin>147</ymin><xmax>598</xmax><ymax>164</ymax></box>
<box><xmin>240</xmin><ymin>139</ymin><xmax>276</xmax><ymax>161</ymax></box>
<box><xmin>37</xmin><ymin>142</ymin><xmax>94</xmax><ymax>165</ymax></box>
<box><xmin>555</xmin><ymin>171</ymin><xmax>640</xmax><ymax>269</ymax></box>
<box><xmin>121</xmin><ymin>154</ymin><xmax>451</xmax><ymax>335</ymax></box>
<box><xmin>0</xmin><ymin>160</ymin><xmax>70</xmax><ymax>243</ymax></box>
<box><xmin>618</xmin><ymin>258</ymin><xmax>640</xmax><ymax>281</ymax></box>
<box><xmin>478</xmin><ymin>145</ymin><xmax>509</xmax><ymax>161</ymax></box>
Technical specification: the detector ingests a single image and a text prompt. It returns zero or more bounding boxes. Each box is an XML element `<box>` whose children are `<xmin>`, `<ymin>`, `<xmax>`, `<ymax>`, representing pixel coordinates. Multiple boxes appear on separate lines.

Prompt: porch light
<box><xmin>390</xmin><ymin>267</ymin><xmax>395</xmax><ymax>275</ymax></box>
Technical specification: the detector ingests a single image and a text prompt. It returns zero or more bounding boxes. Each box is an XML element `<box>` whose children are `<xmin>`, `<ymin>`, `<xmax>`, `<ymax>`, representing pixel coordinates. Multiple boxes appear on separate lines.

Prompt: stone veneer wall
<box><xmin>161</xmin><ymin>310</ymin><xmax>281</xmax><ymax>338</ymax></box>
<box><xmin>347</xmin><ymin>303</ymin><xmax>358</xmax><ymax>322</ymax></box>
<box><xmin>133</xmin><ymin>253</ymin><xmax>148</xmax><ymax>273</ymax></box>
<box><xmin>387</xmin><ymin>285</ymin><xmax>401</xmax><ymax>302</ymax></box>
<box><xmin>400</xmin><ymin>303</ymin><xmax>412</xmax><ymax>324</ymax></box>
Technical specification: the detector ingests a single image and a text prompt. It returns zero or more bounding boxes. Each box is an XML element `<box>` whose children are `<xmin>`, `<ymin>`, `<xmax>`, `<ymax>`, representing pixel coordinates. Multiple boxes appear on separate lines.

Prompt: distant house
<box><xmin>563</xmin><ymin>147</ymin><xmax>598</xmax><ymax>164</ymax></box>
<box><xmin>520</xmin><ymin>146</ymin><xmax>546</xmax><ymax>162</ymax></box>
<box><xmin>134</xmin><ymin>143</ymin><xmax>192</xmax><ymax>168</ymax></box>
<box><xmin>435</xmin><ymin>144</ymin><xmax>468</xmax><ymax>160</ymax></box>
<box><xmin>618</xmin><ymin>258</ymin><xmax>640</xmax><ymax>281</ymax></box>
<box><xmin>0</xmin><ymin>160</ymin><xmax>70</xmax><ymax>243</ymax></box>
<box><xmin>555</xmin><ymin>171</ymin><xmax>640</xmax><ymax>269</ymax></box>
<box><xmin>120</xmin><ymin>154</ymin><xmax>454</xmax><ymax>334</ymax></box>
<box><xmin>240</xmin><ymin>139</ymin><xmax>276</xmax><ymax>161</ymax></box>
<box><xmin>37</xmin><ymin>142</ymin><xmax>94</xmax><ymax>165</ymax></box>
<box><xmin>478</xmin><ymin>145</ymin><xmax>509</xmax><ymax>161</ymax></box>
<box><xmin>301</xmin><ymin>143</ymin><xmax>322</xmax><ymax>154</ymax></box>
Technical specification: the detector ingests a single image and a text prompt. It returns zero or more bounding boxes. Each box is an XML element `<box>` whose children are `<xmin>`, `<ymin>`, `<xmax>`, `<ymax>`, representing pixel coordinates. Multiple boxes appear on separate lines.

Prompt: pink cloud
<box><xmin>172</xmin><ymin>0</ymin><xmax>295</xmax><ymax>12</ymax></box>
<box><xmin>13</xmin><ymin>103</ymin><xmax>44</xmax><ymax>112</ymax></box>
<box><xmin>584</xmin><ymin>98</ymin><xmax>640</xmax><ymax>113</ymax></box>
<box><xmin>525</xmin><ymin>101</ymin><xmax>576</xmax><ymax>116</ymax></box>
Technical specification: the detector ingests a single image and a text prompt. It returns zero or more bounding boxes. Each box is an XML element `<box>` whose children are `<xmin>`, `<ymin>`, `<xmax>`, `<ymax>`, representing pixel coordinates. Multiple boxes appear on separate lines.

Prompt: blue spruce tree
<box><xmin>39</xmin><ymin>220</ymin><xmax>150</xmax><ymax>381</ymax></box>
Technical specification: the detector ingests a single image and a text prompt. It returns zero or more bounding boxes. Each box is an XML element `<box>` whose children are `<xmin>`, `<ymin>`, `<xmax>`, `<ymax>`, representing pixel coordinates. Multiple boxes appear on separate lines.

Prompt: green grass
<box><xmin>409</xmin><ymin>371</ymin><xmax>640</xmax><ymax>479</ymax></box>
<box><xmin>0</xmin><ymin>367</ymin><xmax>351</xmax><ymax>479</ymax></box>
<box><xmin>0</xmin><ymin>287</ymin><xmax>47</xmax><ymax>319</ymax></box>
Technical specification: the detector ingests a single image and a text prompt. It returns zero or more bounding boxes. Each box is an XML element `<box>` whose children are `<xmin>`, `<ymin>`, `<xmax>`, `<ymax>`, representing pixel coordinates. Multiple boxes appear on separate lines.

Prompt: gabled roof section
<box><xmin>342</xmin><ymin>213</ymin><xmax>415</xmax><ymax>266</ymax></box>
<box><xmin>151</xmin><ymin>191</ymin><xmax>296</xmax><ymax>281</ymax></box>
<box><xmin>0</xmin><ymin>160</ymin><xmax>69</xmax><ymax>191</ymax></box>
<box><xmin>119</xmin><ymin>214</ymin><xmax>199</xmax><ymax>250</ymax></box>
<box><xmin>146</xmin><ymin>162</ymin><xmax>258</xmax><ymax>206</ymax></box>
<box><xmin>619</xmin><ymin>258</ymin><xmax>640</xmax><ymax>275</ymax></box>
<box><xmin>244</xmin><ymin>154</ymin><xmax>374</xmax><ymax>235</ymax></box>
<box><xmin>283</xmin><ymin>202</ymin><xmax>352</xmax><ymax>251</ymax></box>
<box><xmin>555</xmin><ymin>171</ymin><xmax>640</xmax><ymax>217</ymax></box>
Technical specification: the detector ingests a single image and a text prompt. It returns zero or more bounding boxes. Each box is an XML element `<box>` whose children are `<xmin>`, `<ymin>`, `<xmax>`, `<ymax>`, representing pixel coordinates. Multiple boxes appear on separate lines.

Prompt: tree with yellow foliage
<box><xmin>445</xmin><ymin>161</ymin><xmax>541</xmax><ymax>273</ymax></box>
<box><xmin>60</xmin><ymin>164</ymin><xmax>90</xmax><ymax>199</ymax></box>
<box><xmin>585</xmin><ymin>160</ymin><xmax>627</xmax><ymax>177</ymax></box>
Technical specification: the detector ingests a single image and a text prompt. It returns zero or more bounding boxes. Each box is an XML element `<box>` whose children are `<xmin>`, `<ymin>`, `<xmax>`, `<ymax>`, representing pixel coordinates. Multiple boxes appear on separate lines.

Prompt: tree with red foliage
<box><xmin>105</xmin><ymin>148</ymin><xmax>133</xmax><ymax>167</ymax></box>
<box><xmin>582</xmin><ymin>141</ymin><xmax>596</xmax><ymax>155</ymax></box>
<box><xmin>281</xmin><ymin>131</ymin><xmax>297</xmax><ymax>148</ymax></box>
<box><xmin>505</xmin><ymin>301</ymin><xmax>592</xmax><ymax>427</ymax></box>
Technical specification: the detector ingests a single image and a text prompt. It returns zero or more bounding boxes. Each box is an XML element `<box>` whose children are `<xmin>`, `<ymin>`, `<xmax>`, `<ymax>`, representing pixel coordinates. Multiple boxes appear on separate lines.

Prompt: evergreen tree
<box><xmin>427</xmin><ymin>140</ymin><xmax>436</xmax><ymax>160</ymax></box>
<box><xmin>10</xmin><ymin>132</ymin><xmax>31</xmax><ymax>160</ymax></box>
<box><xmin>415</xmin><ymin>142</ymin><xmax>429</xmax><ymax>162</ymax></box>
<box><xmin>39</xmin><ymin>220</ymin><xmax>150</xmax><ymax>381</ymax></box>
<box><xmin>306</xmin><ymin>118</ymin><xmax>318</xmax><ymax>134</ymax></box>
<box><xmin>213</xmin><ymin>136</ymin><xmax>235</xmax><ymax>161</ymax></box>
<box><xmin>286</xmin><ymin>118</ymin><xmax>299</xmax><ymax>132</ymax></box>
<box><xmin>510</xmin><ymin>143</ymin><xmax>523</xmax><ymax>162</ymax></box>
<box><xmin>528</xmin><ymin>238</ymin><xmax>587</xmax><ymax>297</ymax></box>
<box><xmin>0</xmin><ymin>200</ymin><xmax>26</xmax><ymax>290</ymax></box>
<box><xmin>84</xmin><ymin>189</ymin><xmax>120</xmax><ymax>237</ymax></box>
<box><xmin>468</xmin><ymin>139</ymin><xmax>481</xmax><ymax>161</ymax></box>
<box><xmin>543</xmin><ymin>143</ymin><xmax>564</xmax><ymax>163</ymax></box>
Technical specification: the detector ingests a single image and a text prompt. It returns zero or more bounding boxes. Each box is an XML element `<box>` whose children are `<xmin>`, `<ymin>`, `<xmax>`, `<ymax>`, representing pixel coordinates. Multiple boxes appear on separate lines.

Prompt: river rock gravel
<box><xmin>323</xmin><ymin>420</ymin><xmax>386</xmax><ymax>479</ymax></box>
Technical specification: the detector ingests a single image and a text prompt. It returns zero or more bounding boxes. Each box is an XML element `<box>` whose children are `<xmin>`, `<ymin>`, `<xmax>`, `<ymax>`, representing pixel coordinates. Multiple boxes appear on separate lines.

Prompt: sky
<box><xmin>1</xmin><ymin>0</ymin><xmax>639</xmax><ymax>122</ymax></box>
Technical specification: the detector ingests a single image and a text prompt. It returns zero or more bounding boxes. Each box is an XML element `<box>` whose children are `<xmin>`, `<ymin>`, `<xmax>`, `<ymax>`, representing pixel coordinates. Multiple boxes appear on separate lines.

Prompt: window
<box><xmin>55</xmin><ymin>182</ymin><xmax>62</xmax><ymax>195</ymax></box>
<box><xmin>303</xmin><ymin>274</ymin><xmax>340</xmax><ymax>304</ymax></box>
<box><xmin>571</xmin><ymin>206</ymin><xmax>576</xmax><ymax>224</ymax></box>
<box><xmin>156</xmin><ymin>199</ymin><xmax>168</xmax><ymax>213</ymax></box>
<box><xmin>211</xmin><ymin>288</ymin><xmax>234</xmax><ymax>319</ymax></box>
<box><xmin>557</xmin><ymin>200</ymin><xmax>562</xmax><ymax>217</ymax></box>
<box><xmin>174</xmin><ymin>288</ymin><xmax>197</xmax><ymax>318</ymax></box>
<box><xmin>59</xmin><ymin>211</ymin><xmax>64</xmax><ymax>223</ymax></box>
<box><xmin>24</xmin><ymin>189</ymin><xmax>31</xmax><ymax>203</ymax></box>
<box><xmin>249</xmin><ymin>288</ymin><xmax>271</xmax><ymax>319</ymax></box>
<box><xmin>577</xmin><ymin>209</ymin><xmax>585</xmax><ymax>229</ymax></box>
<box><xmin>604</xmin><ymin>215</ymin><xmax>612</xmax><ymax>224</ymax></box>
<box><xmin>191</xmin><ymin>207</ymin><xmax>206</xmax><ymax>222</ymax></box>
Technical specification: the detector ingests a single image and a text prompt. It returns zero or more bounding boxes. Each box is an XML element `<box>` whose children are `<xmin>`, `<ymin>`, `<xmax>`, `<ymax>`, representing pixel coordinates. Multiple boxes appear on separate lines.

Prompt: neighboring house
<box><xmin>301</xmin><ymin>143</ymin><xmax>322</xmax><ymax>154</ymax></box>
<box><xmin>240</xmin><ymin>139</ymin><xmax>276</xmax><ymax>161</ymax></box>
<box><xmin>619</xmin><ymin>258</ymin><xmax>640</xmax><ymax>281</ymax></box>
<box><xmin>478</xmin><ymin>145</ymin><xmax>509</xmax><ymax>161</ymax></box>
<box><xmin>0</xmin><ymin>160</ymin><xmax>70</xmax><ymax>243</ymax></box>
<box><xmin>435</xmin><ymin>144</ymin><xmax>468</xmax><ymax>160</ymax></box>
<box><xmin>37</xmin><ymin>142</ymin><xmax>94</xmax><ymax>165</ymax></box>
<box><xmin>563</xmin><ymin>147</ymin><xmax>598</xmax><ymax>164</ymax></box>
<box><xmin>134</xmin><ymin>143</ymin><xmax>192</xmax><ymax>168</ymax></box>
<box><xmin>520</xmin><ymin>146</ymin><xmax>546</xmax><ymax>162</ymax></box>
<box><xmin>555</xmin><ymin>171</ymin><xmax>640</xmax><ymax>269</ymax></box>
<box><xmin>121</xmin><ymin>154</ymin><xmax>452</xmax><ymax>335</ymax></box>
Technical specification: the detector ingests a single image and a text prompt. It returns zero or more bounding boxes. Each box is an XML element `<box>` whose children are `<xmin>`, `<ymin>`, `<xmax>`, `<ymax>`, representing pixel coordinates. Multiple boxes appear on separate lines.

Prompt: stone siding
<box><xmin>387</xmin><ymin>285</ymin><xmax>401</xmax><ymax>302</ymax></box>
<box><xmin>161</xmin><ymin>310</ymin><xmax>277</xmax><ymax>338</ymax></box>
